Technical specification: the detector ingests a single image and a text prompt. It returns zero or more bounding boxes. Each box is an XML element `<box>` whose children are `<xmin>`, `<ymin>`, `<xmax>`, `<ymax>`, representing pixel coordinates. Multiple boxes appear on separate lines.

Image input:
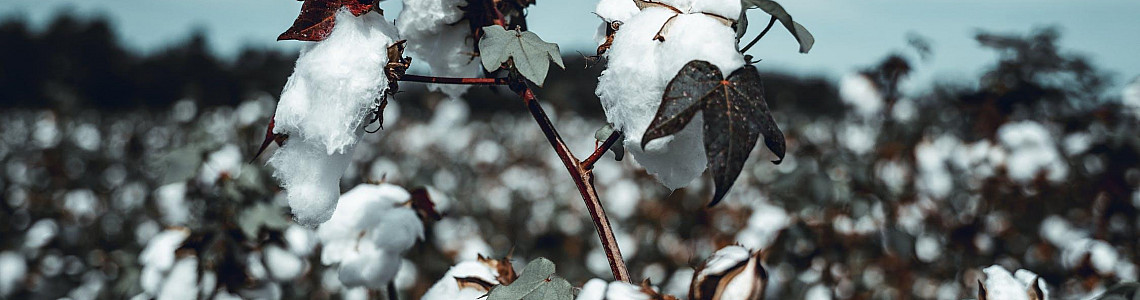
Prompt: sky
<box><xmin>1</xmin><ymin>0</ymin><xmax>1138</xmax><ymax>93</ymax></box>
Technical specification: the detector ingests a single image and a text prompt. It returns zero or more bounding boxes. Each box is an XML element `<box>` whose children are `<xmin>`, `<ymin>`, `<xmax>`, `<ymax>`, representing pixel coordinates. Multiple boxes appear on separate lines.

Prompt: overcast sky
<box><xmin>2</xmin><ymin>0</ymin><xmax>1138</xmax><ymax>93</ymax></box>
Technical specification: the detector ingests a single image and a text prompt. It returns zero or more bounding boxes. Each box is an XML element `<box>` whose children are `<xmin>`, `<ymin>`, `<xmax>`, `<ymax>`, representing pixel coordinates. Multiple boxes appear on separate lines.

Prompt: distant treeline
<box><xmin>0</xmin><ymin>13</ymin><xmax>296</xmax><ymax>110</ymax></box>
<box><xmin>0</xmin><ymin>13</ymin><xmax>840</xmax><ymax>117</ymax></box>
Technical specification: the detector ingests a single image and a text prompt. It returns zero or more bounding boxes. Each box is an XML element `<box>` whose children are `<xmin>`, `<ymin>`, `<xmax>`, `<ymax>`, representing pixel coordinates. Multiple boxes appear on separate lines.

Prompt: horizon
<box><xmin>2</xmin><ymin>0</ymin><xmax>1138</xmax><ymax>95</ymax></box>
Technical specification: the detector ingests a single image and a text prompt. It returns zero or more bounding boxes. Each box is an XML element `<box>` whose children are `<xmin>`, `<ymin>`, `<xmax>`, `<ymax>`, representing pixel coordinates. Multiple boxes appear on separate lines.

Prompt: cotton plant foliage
<box><xmin>595</xmin><ymin>0</ymin><xmax>745</xmax><ymax>189</ymax></box>
<box><xmin>269</xmin><ymin>9</ymin><xmax>399</xmax><ymax>225</ymax></box>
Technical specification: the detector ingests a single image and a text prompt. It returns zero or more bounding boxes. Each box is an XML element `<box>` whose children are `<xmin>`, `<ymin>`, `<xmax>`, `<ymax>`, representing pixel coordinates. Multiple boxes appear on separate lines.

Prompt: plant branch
<box><xmin>740</xmin><ymin>15</ymin><xmax>777</xmax><ymax>53</ymax></box>
<box><xmin>511</xmin><ymin>83</ymin><xmax>632</xmax><ymax>283</ymax></box>
<box><xmin>582</xmin><ymin>130</ymin><xmax>621</xmax><ymax>170</ymax></box>
<box><xmin>399</xmin><ymin>74</ymin><xmax>509</xmax><ymax>86</ymax></box>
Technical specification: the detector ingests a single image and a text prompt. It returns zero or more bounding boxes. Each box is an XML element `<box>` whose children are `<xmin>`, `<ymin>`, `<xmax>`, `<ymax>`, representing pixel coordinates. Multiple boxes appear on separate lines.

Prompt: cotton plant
<box><xmin>317</xmin><ymin>183</ymin><xmax>428</xmax><ymax>290</ymax></box>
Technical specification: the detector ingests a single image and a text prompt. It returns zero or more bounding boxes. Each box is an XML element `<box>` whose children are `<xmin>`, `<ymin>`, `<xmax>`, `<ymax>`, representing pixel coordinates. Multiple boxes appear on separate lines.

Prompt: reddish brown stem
<box><xmin>582</xmin><ymin>130</ymin><xmax>622</xmax><ymax>170</ymax></box>
<box><xmin>399</xmin><ymin>74</ymin><xmax>509</xmax><ymax>86</ymax></box>
<box><xmin>513</xmin><ymin>87</ymin><xmax>631</xmax><ymax>282</ymax></box>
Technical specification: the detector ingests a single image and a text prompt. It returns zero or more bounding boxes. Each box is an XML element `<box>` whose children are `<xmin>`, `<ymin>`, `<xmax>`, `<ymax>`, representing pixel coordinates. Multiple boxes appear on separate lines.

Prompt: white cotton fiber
<box><xmin>421</xmin><ymin>261</ymin><xmax>502</xmax><ymax>300</ymax></box>
<box><xmin>274</xmin><ymin>9</ymin><xmax>395</xmax><ymax>154</ymax></box>
<box><xmin>981</xmin><ymin>265</ymin><xmax>1029</xmax><ymax>300</ymax></box>
<box><xmin>159</xmin><ymin>258</ymin><xmax>199</xmax><ymax>300</ymax></box>
<box><xmin>317</xmin><ymin>183</ymin><xmax>423</xmax><ymax>289</ymax></box>
<box><xmin>997</xmin><ymin>121</ymin><xmax>1067</xmax><ymax>183</ymax></box>
<box><xmin>270</xmin><ymin>9</ymin><xmax>399</xmax><ymax>226</ymax></box>
<box><xmin>0</xmin><ymin>251</ymin><xmax>26</xmax><ymax>297</ymax></box>
<box><xmin>270</xmin><ymin>138</ymin><xmax>356</xmax><ymax>226</ymax></box>
<box><xmin>597</xmin><ymin>6</ymin><xmax>745</xmax><ymax>189</ymax></box>
<box><xmin>595</xmin><ymin>0</ymin><xmax>640</xmax><ymax>24</ymax></box>
<box><xmin>687</xmin><ymin>0</ymin><xmax>742</xmax><ymax>20</ymax></box>
<box><xmin>397</xmin><ymin>0</ymin><xmax>480</xmax><ymax>99</ymax></box>
<box><xmin>840</xmin><ymin>73</ymin><xmax>884</xmax><ymax>119</ymax></box>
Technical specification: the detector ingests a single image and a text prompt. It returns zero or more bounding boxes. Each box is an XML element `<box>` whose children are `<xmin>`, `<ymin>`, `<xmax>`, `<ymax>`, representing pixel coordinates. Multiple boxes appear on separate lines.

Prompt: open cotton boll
<box><xmin>264</xmin><ymin>245</ymin><xmax>305</xmax><ymax>281</ymax></box>
<box><xmin>1013</xmin><ymin>269</ymin><xmax>1050</xmax><ymax>299</ymax></box>
<box><xmin>273</xmin><ymin>9</ymin><xmax>395</xmax><ymax>153</ymax></box>
<box><xmin>271</xmin><ymin>9</ymin><xmax>398</xmax><ymax>226</ymax></box>
<box><xmin>198</xmin><ymin>144</ymin><xmax>242</xmax><ymax>185</ymax></box>
<box><xmin>337</xmin><ymin>246</ymin><xmax>402</xmax><ymax>289</ymax></box>
<box><xmin>317</xmin><ymin>183</ymin><xmax>424</xmax><ymax>289</ymax></box>
<box><xmin>981</xmin><ymin>265</ymin><xmax>1032</xmax><ymax>300</ymax></box>
<box><xmin>421</xmin><ymin>261</ymin><xmax>502</xmax><ymax>300</ymax></box>
<box><xmin>597</xmin><ymin>7</ymin><xmax>745</xmax><ymax>189</ymax></box>
<box><xmin>397</xmin><ymin>0</ymin><xmax>479</xmax><ymax>99</ymax></box>
<box><xmin>840</xmin><ymin>73</ymin><xmax>885</xmax><ymax>119</ymax></box>
<box><xmin>997</xmin><ymin>121</ymin><xmax>1067</xmax><ymax>183</ymax></box>
<box><xmin>368</xmin><ymin>208</ymin><xmax>425</xmax><ymax>253</ymax></box>
<box><xmin>159</xmin><ymin>258</ymin><xmax>199</xmax><ymax>300</ymax></box>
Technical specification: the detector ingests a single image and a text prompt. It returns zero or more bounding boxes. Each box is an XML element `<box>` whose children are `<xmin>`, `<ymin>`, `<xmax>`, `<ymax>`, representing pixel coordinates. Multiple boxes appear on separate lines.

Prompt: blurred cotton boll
<box><xmin>317</xmin><ymin>183</ymin><xmax>425</xmax><ymax>289</ymax></box>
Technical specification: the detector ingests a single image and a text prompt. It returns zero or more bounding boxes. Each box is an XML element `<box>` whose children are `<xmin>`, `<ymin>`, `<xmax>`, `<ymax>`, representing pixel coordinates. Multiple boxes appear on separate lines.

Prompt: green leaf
<box><xmin>238</xmin><ymin>202</ymin><xmax>292</xmax><ymax>238</ymax></box>
<box><xmin>487</xmin><ymin>258</ymin><xmax>574</xmax><ymax>300</ymax></box>
<box><xmin>743</xmin><ymin>0</ymin><xmax>814</xmax><ymax>53</ymax></box>
<box><xmin>478</xmin><ymin>26</ymin><xmax>565</xmax><ymax>86</ymax></box>
<box><xmin>642</xmin><ymin>60</ymin><xmax>785</xmax><ymax>206</ymax></box>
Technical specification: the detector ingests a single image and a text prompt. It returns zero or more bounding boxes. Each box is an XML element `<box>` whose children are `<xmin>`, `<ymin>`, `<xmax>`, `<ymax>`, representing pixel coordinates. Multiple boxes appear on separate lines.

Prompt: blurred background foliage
<box><xmin>1</xmin><ymin>13</ymin><xmax>1139</xmax><ymax>300</ymax></box>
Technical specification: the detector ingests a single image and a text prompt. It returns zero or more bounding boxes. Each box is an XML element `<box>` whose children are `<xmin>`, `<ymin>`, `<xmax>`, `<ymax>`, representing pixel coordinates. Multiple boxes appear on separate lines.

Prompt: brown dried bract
<box><xmin>278</xmin><ymin>0</ymin><xmax>380</xmax><ymax>41</ymax></box>
<box><xmin>478</xmin><ymin>254</ymin><xmax>518</xmax><ymax>285</ymax></box>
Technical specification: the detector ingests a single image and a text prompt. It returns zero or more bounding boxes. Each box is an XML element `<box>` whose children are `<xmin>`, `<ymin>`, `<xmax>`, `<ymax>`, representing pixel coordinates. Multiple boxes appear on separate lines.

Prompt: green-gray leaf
<box><xmin>743</xmin><ymin>0</ymin><xmax>814</xmax><ymax>53</ymax></box>
<box><xmin>238</xmin><ymin>202</ymin><xmax>292</xmax><ymax>238</ymax></box>
<box><xmin>479</xmin><ymin>26</ymin><xmax>565</xmax><ymax>86</ymax></box>
<box><xmin>487</xmin><ymin>258</ymin><xmax>574</xmax><ymax>300</ymax></box>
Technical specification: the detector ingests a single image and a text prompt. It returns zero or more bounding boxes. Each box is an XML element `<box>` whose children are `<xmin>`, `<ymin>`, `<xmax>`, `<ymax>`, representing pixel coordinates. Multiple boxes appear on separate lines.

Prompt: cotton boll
<box><xmin>337</xmin><ymin>246</ymin><xmax>402</xmax><ymax>289</ymax></box>
<box><xmin>735</xmin><ymin>202</ymin><xmax>790</xmax><ymax>249</ymax></box>
<box><xmin>577</xmin><ymin>278</ymin><xmax>608</xmax><ymax>300</ymax></box>
<box><xmin>270</xmin><ymin>139</ymin><xmax>356</xmax><ymax>226</ymax></box>
<box><xmin>158</xmin><ymin>258</ymin><xmax>198</xmax><ymax>300</ymax></box>
<box><xmin>285</xmin><ymin>225</ymin><xmax>318</xmax><ymax>256</ymax></box>
<box><xmin>421</xmin><ymin>261</ymin><xmax>502</xmax><ymax>300</ymax></box>
<box><xmin>264</xmin><ymin>245</ymin><xmax>305</xmax><ymax>281</ymax></box>
<box><xmin>0</xmin><ymin>251</ymin><xmax>26</xmax><ymax>297</ymax></box>
<box><xmin>369</xmin><ymin>208</ymin><xmax>425</xmax><ymax>253</ymax></box>
<box><xmin>140</xmin><ymin>229</ymin><xmax>190</xmax><ymax>272</ymax></box>
<box><xmin>198</xmin><ymin>144</ymin><xmax>242</xmax><ymax>185</ymax></box>
<box><xmin>598</xmin><ymin>7</ymin><xmax>745</xmax><ymax>189</ymax></box>
<box><xmin>270</xmin><ymin>9</ymin><xmax>398</xmax><ymax>225</ymax></box>
<box><xmin>981</xmin><ymin>265</ymin><xmax>1030</xmax><ymax>300</ymax></box>
<box><xmin>154</xmin><ymin>183</ymin><xmax>189</xmax><ymax>226</ymax></box>
<box><xmin>273</xmin><ymin>9</ymin><xmax>395</xmax><ymax>154</ymax></box>
<box><xmin>397</xmin><ymin>0</ymin><xmax>479</xmax><ymax>99</ymax></box>
<box><xmin>1013</xmin><ymin>269</ymin><xmax>1049</xmax><ymax>299</ymax></box>
<box><xmin>318</xmin><ymin>183</ymin><xmax>424</xmax><ymax>289</ymax></box>
<box><xmin>840</xmin><ymin>73</ymin><xmax>884</xmax><ymax>119</ymax></box>
<box><xmin>692</xmin><ymin>246</ymin><xmax>767</xmax><ymax>300</ymax></box>
<box><xmin>997</xmin><ymin>121</ymin><xmax>1067</xmax><ymax>183</ymax></box>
